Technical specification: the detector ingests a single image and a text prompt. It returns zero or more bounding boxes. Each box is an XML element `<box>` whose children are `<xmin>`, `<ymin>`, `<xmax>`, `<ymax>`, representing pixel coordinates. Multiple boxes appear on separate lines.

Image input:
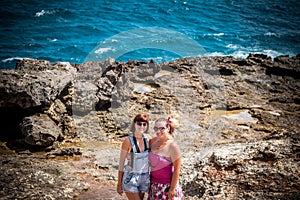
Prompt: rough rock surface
<box><xmin>20</xmin><ymin>114</ymin><xmax>62</xmax><ymax>147</ymax></box>
<box><xmin>0</xmin><ymin>54</ymin><xmax>299</xmax><ymax>199</ymax></box>
<box><xmin>0</xmin><ymin>59</ymin><xmax>76</xmax><ymax>109</ymax></box>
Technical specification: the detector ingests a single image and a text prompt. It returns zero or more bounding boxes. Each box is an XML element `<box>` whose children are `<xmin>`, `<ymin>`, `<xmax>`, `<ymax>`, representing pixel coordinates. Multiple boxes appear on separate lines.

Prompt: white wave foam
<box><xmin>264</xmin><ymin>32</ymin><xmax>279</xmax><ymax>37</ymax></box>
<box><xmin>94</xmin><ymin>47</ymin><xmax>115</xmax><ymax>54</ymax></box>
<box><xmin>140</xmin><ymin>56</ymin><xmax>164</xmax><ymax>62</ymax></box>
<box><xmin>214</xmin><ymin>33</ymin><xmax>225</xmax><ymax>36</ymax></box>
<box><xmin>228</xmin><ymin>50</ymin><xmax>279</xmax><ymax>59</ymax></box>
<box><xmin>35</xmin><ymin>10</ymin><xmax>57</xmax><ymax>17</ymax></box>
<box><xmin>224</xmin><ymin>42</ymin><xmax>289</xmax><ymax>59</ymax></box>
<box><xmin>1</xmin><ymin>57</ymin><xmax>23</xmax><ymax>62</ymax></box>
<box><xmin>47</xmin><ymin>38</ymin><xmax>58</xmax><ymax>42</ymax></box>
<box><xmin>230</xmin><ymin>50</ymin><xmax>249</xmax><ymax>58</ymax></box>
<box><xmin>204</xmin><ymin>33</ymin><xmax>225</xmax><ymax>36</ymax></box>
<box><xmin>204</xmin><ymin>52</ymin><xmax>225</xmax><ymax>57</ymax></box>
<box><xmin>226</xmin><ymin>44</ymin><xmax>240</xmax><ymax>50</ymax></box>
<box><xmin>204</xmin><ymin>49</ymin><xmax>283</xmax><ymax>59</ymax></box>
<box><xmin>262</xmin><ymin>49</ymin><xmax>281</xmax><ymax>57</ymax></box>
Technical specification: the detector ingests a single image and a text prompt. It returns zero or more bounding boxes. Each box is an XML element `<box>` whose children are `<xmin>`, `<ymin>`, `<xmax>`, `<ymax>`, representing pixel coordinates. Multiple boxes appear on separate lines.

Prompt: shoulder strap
<box><xmin>143</xmin><ymin>136</ymin><xmax>149</xmax><ymax>151</ymax></box>
<box><xmin>128</xmin><ymin>135</ymin><xmax>149</xmax><ymax>152</ymax></box>
<box><xmin>132</xmin><ymin>137</ymin><xmax>141</xmax><ymax>153</ymax></box>
<box><xmin>128</xmin><ymin>135</ymin><xmax>139</xmax><ymax>153</ymax></box>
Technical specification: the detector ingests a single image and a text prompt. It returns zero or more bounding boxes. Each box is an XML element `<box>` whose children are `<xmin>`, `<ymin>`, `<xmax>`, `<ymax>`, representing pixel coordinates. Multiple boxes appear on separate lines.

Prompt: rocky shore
<box><xmin>0</xmin><ymin>54</ymin><xmax>299</xmax><ymax>199</ymax></box>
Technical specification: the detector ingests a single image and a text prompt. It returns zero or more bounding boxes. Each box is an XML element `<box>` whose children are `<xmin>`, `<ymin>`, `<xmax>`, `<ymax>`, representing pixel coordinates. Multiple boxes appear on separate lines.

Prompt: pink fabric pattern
<box><xmin>148</xmin><ymin>182</ymin><xmax>184</xmax><ymax>200</ymax></box>
<box><xmin>149</xmin><ymin>151</ymin><xmax>174</xmax><ymax>184</ymax></box>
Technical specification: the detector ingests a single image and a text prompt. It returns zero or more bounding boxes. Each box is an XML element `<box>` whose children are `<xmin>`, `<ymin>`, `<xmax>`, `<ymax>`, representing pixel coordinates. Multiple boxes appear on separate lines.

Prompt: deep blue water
<box><xmin>0</xmin><ymin>0</ymin><xmax>299</xmax><ymax>69</ymax></box>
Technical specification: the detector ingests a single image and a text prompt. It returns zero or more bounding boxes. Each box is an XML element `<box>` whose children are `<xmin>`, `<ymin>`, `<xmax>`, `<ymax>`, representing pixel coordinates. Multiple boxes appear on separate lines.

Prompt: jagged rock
<box><xmin>45</xmin><ymin>99</ymin><xmax>76</xmax><ymax>137</ymax></box>
<box><xmin>0</xmin><ymin>58</ymin><xmax>77</xmax><ymax>148</ymax></box>
<box><xmin>15</xmin><ymin>58</ymin><xmax>50</xmax><ymax>71</ymax></box>
<box><xmin>0</xmin><ymin>54</ymin><xmax>299</xmax><ymax>199</ymax></box>
<box><xmin>20</xmin><ymin>114</ymin><xmax>62</xmax><ymax>147</ymax></box>
<box><xmin>0</xmin><ymin>59</ymin><xmax>76</xmax><ymax>109</ymax></box>
<box><xmin>72</xmin><ymin>59</ymin><xmax>120</xmax><ymax>114</ymax></box>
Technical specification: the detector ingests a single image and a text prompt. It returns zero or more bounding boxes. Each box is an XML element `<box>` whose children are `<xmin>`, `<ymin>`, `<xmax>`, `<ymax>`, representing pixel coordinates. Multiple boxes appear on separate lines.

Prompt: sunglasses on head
<box><xmin>154</xmin><ymin>126</ymin><xmax>166</xmax><ymax>132</ymax></box>
<box><xmin>136</xmin><ymin>121</ymin><xmax>147</xmax><ymax>126</ymax></box>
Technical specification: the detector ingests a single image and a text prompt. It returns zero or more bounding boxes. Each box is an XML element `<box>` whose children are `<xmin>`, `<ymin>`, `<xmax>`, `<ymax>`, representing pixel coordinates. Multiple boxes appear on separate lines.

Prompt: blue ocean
<box><xmin>0</xmin><ymin>0</ymin><xmax>299</xmax><ymax>69</ymax></box>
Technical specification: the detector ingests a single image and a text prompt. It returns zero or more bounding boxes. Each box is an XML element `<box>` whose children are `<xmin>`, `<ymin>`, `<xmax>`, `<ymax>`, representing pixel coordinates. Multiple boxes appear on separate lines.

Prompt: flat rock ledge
<box><xmin>0</xmin><ymin>54</ymin><xmax>299</xmax><ymax>199</ymax></box>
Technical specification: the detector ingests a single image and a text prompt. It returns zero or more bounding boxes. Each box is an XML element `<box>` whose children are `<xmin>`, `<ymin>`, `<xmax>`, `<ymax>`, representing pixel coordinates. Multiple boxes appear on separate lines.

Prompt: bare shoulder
<box><xmin>121</xmin><ymin>136</ymin><xmax>131</xmax><ymax>151</ymax></box>
<box><xmin>123</xmin><ymin>136</ymin><xmax>130</xmax><ymax>143</ymax></box>
<box><xmin>168</xmin><ymin>141</ymin><xmax>181</xmax><ymax>152</ymax></box>
<box><xmin>169</xmin><ymin>140</ymin><xmax>179</xmax><ymax>148</ymax></box>
<box><xmin>149</xmin><ymin>136</ymin><xmax>158</xmax><ymax>145</ymax></box>
<box><xmin>169</xmin><ymin>141</ymin><xmax>181</xmax><ymax>161</ymax></box>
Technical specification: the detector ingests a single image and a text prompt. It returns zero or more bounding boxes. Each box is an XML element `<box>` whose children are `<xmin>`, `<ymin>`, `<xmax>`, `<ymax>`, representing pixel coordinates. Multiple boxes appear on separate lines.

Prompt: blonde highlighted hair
<box><xmin>155</xmin><ymin>117</ymin><xmax>176</xmax><ymax>135</ymax></box>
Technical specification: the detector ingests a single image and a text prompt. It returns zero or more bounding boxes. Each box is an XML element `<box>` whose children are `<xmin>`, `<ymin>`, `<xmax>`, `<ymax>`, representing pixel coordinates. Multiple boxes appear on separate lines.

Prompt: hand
<box><xmin>168</xmin><ymin>188</ymin><xmax>176</xmax><ymax>199</ymax></box>
<box><xmin>117</xmin><ymin>184</ymin><xmax>123</xmax><ymax>195</ymax></box>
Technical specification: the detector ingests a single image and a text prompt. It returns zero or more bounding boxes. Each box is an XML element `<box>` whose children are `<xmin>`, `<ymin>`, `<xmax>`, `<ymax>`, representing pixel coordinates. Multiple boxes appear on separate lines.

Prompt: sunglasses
<box><xmin>154</xmin><ymin>126</ymin><xmax>166</xmax><ymax>132</ymax></box>
<box><xmin>136</xmin><ymin>121</ymin><xmax>147</xmax><ymax>126</ymax></box>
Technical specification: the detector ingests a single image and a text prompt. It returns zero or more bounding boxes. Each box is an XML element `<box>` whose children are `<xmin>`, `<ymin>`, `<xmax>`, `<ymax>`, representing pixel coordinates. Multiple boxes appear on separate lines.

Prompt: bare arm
<box><xmin>169</xmin><ymin>142</ymin><xmax>182</xmax><ymax>199</ymax></box>
<box><xmin>149</xmin><ymin>137</ymin><xmax>156</xmax><ymax>149</ymax></box>
<box><xmin>117</xmin><ymin>137</ymin><xmax>131</xmax><ymax>195</ymax></box>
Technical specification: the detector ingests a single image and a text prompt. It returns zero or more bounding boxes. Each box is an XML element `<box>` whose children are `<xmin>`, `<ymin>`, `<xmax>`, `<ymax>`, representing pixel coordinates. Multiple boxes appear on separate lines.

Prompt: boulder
<box><xmin>0</xmin><ymin>59</ymin><xmax>76</xmax><ymax>109</ymax></box>
<box><xmin>20</xmin><ymin>114</ymin><xmax>61</xmax><ymax>147</ymax></box>
<box><xmin>0</xmin><ymin>59</ymin><xmax>77</xmax><ymax>147</ymax></box>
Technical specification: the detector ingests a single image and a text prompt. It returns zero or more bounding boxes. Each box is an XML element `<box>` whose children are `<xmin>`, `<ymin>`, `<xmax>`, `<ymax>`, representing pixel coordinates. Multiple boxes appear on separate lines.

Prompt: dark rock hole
<box><xmin>0</xmin><ymin>105</ymin><xmax>40</xmax><ymax>151</ymax></box>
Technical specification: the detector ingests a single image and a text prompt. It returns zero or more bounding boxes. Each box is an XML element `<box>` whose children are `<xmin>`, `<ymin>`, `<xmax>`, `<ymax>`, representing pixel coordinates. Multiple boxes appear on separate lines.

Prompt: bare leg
<box><xmin>126</xmin><ymin>192</ymin><xmax>141</xmax><ymax>200</ymax></box>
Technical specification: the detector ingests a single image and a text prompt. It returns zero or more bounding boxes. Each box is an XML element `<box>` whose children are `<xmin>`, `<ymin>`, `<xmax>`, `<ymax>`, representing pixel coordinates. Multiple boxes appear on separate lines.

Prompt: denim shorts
<box><xmin>122</xmin><ymin>172</ymin><xmax>150</xmax><ymax>193</ymax></box>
